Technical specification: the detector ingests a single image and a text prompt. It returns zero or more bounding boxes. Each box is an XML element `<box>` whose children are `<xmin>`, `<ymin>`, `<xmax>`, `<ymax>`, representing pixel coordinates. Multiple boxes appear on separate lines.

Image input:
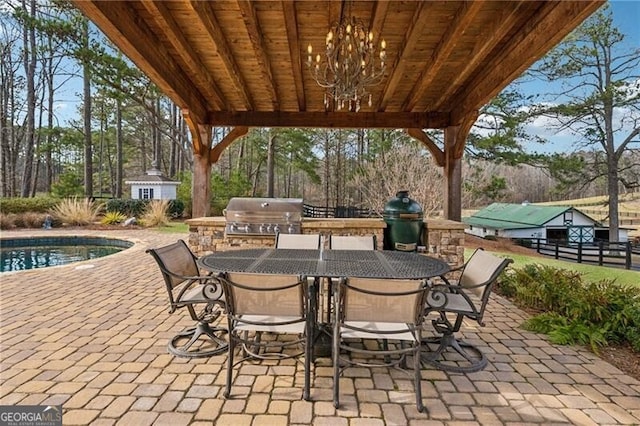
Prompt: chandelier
<box><xmin>307</xmin><ymin>16</ymin><xmax>386</xmax><ymax>112</ymax></box>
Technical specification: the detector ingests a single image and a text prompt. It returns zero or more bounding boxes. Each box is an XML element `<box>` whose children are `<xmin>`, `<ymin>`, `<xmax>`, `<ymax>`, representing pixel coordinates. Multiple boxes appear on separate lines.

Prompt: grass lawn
<box><xmin>157</xmin><ymin>221</ymin><xmax>189</xmax><ymax>233</ymax></box>
<box><xmin>468</xmin><ymin>248</ymin><xmax>640</xmax><ymax>288</ymax></box>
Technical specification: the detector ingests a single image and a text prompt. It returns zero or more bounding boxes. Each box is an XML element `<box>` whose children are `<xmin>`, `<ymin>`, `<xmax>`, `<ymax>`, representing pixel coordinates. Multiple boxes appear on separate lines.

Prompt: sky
<box><xmin>51</xmin><ymin>1</ymin><xmax>640</xmax><ymax>153</ymax></box>
<box><xmin>510</xmin><ymin>1</ymin><xmax>640</xmax><ymax>153</ymax></box>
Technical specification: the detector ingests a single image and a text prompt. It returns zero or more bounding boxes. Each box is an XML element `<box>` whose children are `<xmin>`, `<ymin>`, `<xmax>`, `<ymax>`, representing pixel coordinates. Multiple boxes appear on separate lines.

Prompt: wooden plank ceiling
<box><xmin>72</xmin><ymin>0</ymin><xmax>602</xmax><ymax>131</ymax></box>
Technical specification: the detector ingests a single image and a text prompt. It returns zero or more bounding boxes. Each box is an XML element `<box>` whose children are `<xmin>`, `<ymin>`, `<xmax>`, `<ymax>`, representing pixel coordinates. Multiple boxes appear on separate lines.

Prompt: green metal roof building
<box><xmin>462</xmin><ymin>203</ymin><xmax>626</xmax><ymax>243</ymax></box>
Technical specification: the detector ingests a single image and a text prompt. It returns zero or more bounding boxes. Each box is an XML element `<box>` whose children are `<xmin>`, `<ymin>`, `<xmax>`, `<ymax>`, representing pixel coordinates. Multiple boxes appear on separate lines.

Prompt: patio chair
<box><xmin>219</xmin><ymin>272</ymin><xmax>316</xmax><ymax>401</ymax></box>
<box><xmin>332</xmin><ymin>277</ymin><xmax>430</xmax><ymax>412</ymax></box>
<box><xmin>329</xmin><ymin>234</ymin><xmax>376</xmax><ymax>250</ymax></box>
<box><xmin>147</xmin><ymin>240</ymin><xmax>227</xmax><ymax>358</ymax></box>
<box><xmin>422</xmin><ymin>248</ymin><xmax>513</xmax><ymax>373</ymax></box>
<box><xmin>325</xmin><ymin>234</ymin><xmax>376</xmax><ymax>321</ymax></box>
<box><xmin>275</xmin><ymin>233</ymin><xmax>321</xmax><ymax>249</ymax></box>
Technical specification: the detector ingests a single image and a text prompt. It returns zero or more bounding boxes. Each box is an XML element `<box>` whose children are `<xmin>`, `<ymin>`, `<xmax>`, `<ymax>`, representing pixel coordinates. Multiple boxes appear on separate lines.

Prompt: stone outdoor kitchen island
<box><xmin>186</xmin><ymin>216</ymin><xmax>465</xmax><ymax>268</ymax></box>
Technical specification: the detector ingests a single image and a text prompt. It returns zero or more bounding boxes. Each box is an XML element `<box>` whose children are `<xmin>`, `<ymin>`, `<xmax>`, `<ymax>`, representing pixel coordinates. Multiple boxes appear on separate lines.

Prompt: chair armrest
<box><xmin>426</xmin><ymin>283</ymin><xmax>477</xmax><ymax>313</ymax></box>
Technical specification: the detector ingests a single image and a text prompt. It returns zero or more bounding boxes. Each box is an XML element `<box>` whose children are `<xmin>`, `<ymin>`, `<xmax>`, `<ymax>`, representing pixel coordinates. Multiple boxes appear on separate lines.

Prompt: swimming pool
<box><xmin>0</xmin><ymin>236</ymin><xmax>134</xmax><ymax>272</ymax></box>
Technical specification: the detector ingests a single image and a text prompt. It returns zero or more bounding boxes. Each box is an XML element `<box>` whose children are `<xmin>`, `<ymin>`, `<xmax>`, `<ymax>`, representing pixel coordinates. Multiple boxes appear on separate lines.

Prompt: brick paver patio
<box><xmin>1</xmin><ymin>228</ymin><xmax>639</xmax><ymax>425</ymax></box>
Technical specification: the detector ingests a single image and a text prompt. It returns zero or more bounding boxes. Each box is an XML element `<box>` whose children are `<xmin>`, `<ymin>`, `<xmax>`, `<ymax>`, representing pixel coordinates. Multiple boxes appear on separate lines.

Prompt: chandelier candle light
<box><xmin>307</xmin><ymin>16</ymin><xmax>386</xmax><ymax>112</ymax></box>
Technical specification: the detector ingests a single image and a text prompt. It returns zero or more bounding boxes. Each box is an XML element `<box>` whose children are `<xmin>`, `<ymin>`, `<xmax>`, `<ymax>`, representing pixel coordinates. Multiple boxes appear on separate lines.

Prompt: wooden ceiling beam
<box><xmin>406</xmin><ymin>128</ymin><xmax>444</xmax><ymax>167</ymax></box>
<box><xmin>140</xmin><ymin>0</ymin><xmax>226</xmax><ymax>111</ymax></box>
<box><xmin>450</xmin><ymin>0</ymin><xmax>604</xmax><ymax>123</ymax></box>
<box><xmin>282</xmin><ymin>1</ymin><xmax>305</xmax><ymax>111</ymax></box>
<box><xmin>431</xmin><ymin>3</ymin><xmax>526</xmax><ymax>111</ymax></box>
<box><xmin>208</xmin><ymin>111</ymin><xmax>449</xmax><ymax>129</ymax></box>
<box><xmin>237</xmin><ymin>0</ymin><xmax>279</xmax><ymax>110</ymax></box>
<box><xmin>210</xmin><ymin>126</ymin><xmax>250</xmax><ymax>163</ymax></box>
<box><xmin>72</xmin><ymin>0</ymin><xmax>208</xmax><ymax>123</ymax></box>
<box><xmin>403</xmin><ymin>0</ymin><xmax>484</xmax><ymax>112</ymax></box>
<box><xmin>368</xmin><ymin>0</ymin><xmax>388</xmax><ymax>40</ymax></box>
<box><xmin>188</xmin><ymin>0</ymin><xmax>255</xmax><ymax>110</ymax></box>
<box><xmin>376</xmin><ymin>2</ymin><xmax>427</xmax><ymax>112</ymax></box>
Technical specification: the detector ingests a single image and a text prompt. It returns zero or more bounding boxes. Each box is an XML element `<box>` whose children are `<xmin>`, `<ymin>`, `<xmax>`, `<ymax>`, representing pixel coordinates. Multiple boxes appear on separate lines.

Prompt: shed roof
<box><xmin>125</xmin><ymin>175</ymin><xmax>180</xmax><ymax>185</ymax></box>
<box><xmin>463</xmin><ymin>203</ymin><xmax>572</xmax><ymax>230</ymax></box>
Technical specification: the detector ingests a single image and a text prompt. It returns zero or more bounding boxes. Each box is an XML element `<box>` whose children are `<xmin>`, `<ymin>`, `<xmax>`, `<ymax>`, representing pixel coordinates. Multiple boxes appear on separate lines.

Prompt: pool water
<box><xmin>0</xmin><ymin>237</ymin><xmax>133</xmax><ymax>272</ymax></box>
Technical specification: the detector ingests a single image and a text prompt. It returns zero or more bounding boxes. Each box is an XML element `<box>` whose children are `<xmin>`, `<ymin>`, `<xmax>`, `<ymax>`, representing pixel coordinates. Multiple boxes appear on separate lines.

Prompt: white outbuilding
<box><xmin>125</xmin><ymin>163</ymin><xmax>180</xmax><ymax>200</ymax></box>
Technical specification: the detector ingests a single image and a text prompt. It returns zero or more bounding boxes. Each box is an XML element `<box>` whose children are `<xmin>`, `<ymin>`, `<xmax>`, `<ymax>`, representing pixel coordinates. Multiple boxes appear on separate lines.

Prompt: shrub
<box><xmin>0</xmin><ymin>213</ymin><xmax>17</xmax><ymax>230</ymax></box>
<box><xmin>104</xmin><ymin>199</ymin><xmax>148</xmax><ymax>217</ymax></box>
<box><xmin>0</xmin><ymin>197</ymin><xmax>60</xmax><ymax>214</ymax></box>
<box><xmin>52</xmin><ymin>198</ymin><xmax>102</xmax><ymax>225</ymax></box>
<box><xmin>506</xmin><ymin>264</ymin><xmax>640</xmax><ymax>355</ymax></box>
<box><xmin>51</xmin><ymin>167</ymin><xmax>84</xmax><ymax>198</ymax></box>
<box><xmin>105</xmin><ymin>198</ymin><xmax>185</xmax><ymax>219</ymax></box>
<box><xmin>176</xmin><ymin>172</ymin><xmax>192</xmax><ymax>217</ymax></box>
<box><xmin>101</xmin><ymin>211</ymin><xmax>127</xmax><ymax>225</ymax></box>
<box><xmin>498</xmin><ymin>264</ymin><xmax>582</xmax><ymax>315</ymax></box>
<box><xmin>15</xmin><ymin>212</ymin><xmax>49</xmax><ymax>228</ymax></box>
<box><xmin>168</xmin><ymin>199</ymin><xmax>185</xmax><ymax>218</ymax></box>
<box><xmin>141</xmin><ymin>200</ymin><xmax>170</xmax><ymax>227</ymax></box>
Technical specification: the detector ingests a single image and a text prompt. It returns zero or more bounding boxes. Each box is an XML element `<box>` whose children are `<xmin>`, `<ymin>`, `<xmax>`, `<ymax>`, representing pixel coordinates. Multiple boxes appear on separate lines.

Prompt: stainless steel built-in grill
<box><xmin>224</xmin><ymin>197</ymin><xmax>303</xmax><ymax>236</ymax></box>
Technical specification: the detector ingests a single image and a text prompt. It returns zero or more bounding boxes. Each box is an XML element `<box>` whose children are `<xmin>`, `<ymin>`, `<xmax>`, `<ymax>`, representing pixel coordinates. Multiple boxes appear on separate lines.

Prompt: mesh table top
<box><xmin>199</xmin><ymin>249</ymin><xmax>450</xmax><ymax>279</ymax></box>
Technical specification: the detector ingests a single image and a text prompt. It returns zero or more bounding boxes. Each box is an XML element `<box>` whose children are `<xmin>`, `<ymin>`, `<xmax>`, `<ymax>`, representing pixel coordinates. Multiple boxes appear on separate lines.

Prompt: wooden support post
<box><xmin>443</xmin><ymin>135</ymin><xmax>462</xmax><ymax>222</ymax></box>
<box><xmin>192</xmin><ymin>152</ymin><xmax>212</xmax><ymax>218</ymax></box>
<box><xmin>183</xmin><ymin>111</ymin><xmax>212</xmax><ymax>218</ymax></box>
<box><xmin>442</xmin><ymin>113</ymin><xmax>477</xmax><ymax>222</ymax></box>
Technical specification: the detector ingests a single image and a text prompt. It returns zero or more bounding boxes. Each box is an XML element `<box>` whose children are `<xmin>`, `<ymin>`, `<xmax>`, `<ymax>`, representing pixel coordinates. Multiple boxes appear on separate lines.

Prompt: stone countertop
<box><xmin>186</xmin><ymin>216</ymin><xmax>465</xmax><ymax>230</ymax></box>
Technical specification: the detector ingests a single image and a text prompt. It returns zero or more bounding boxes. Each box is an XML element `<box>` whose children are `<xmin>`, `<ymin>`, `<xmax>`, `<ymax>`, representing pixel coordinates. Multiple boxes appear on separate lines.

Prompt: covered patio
<box><xmin>71</xmin><ymin>0</ymin><xmax>603</xmax><ymax>220</ymax></box>
<box><xmin>1</xmin><ymin>228</ymin><xmax>639</xmax><ymax>424</ymax></box>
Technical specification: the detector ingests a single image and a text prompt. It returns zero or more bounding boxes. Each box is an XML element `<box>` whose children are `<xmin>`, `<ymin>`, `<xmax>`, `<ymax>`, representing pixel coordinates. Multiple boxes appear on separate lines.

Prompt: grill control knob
<box><xmin>243</xmin><ymin>224</ymin><xmax>251</xmax><ymax>233</ymax></box>
<box><xmin>273</xmin><ymin>225</ymin><xmax>281</xmax><ymax>233</ymax></box>
<box><xmin>288</xmin><ymin>225</ymin><xmax>295</xmax><ymax>233</ymax></box>
<box><xmin>259</xmin><ymin>224</ymin><xmax>266</xmax><ymax>233</ymax></box>
<box><xmin>230</xmin><ymin>223</ymin><xmax>238</xmax><ymax>232</ymax></box>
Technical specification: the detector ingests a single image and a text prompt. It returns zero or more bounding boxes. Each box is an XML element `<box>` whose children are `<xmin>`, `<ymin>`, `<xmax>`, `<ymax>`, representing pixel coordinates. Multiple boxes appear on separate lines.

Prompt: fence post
<box><xmin>536</xmin><ymin>239</ymin><xmax>540</xmax><ymax>253</ymax></box>
<box><xmin>555</xmin><ymin>241</ymin><xmax>559</xmax><ymax>259</ymax></box>
<box><xmin>577</xmin><ymin>242</ymin><xmax>582</xmax><ymax>264</ymax></box>
<box><xmin>626</xmin><ymin>241</ymin><xmax>632</xmax><ymax>270</ymax></box>
<box><xmin>598</xmin><ymin>241</ymin><xmax>604</xmax><ymax>266</ymax></box>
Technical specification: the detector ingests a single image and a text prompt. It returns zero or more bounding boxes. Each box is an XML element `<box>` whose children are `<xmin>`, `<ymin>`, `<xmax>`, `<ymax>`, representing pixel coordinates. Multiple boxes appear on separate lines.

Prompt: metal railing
<box><xmin>303</xmin><ymin>204</ymin><xmax>380</xmax><ymax>219</ymax></box>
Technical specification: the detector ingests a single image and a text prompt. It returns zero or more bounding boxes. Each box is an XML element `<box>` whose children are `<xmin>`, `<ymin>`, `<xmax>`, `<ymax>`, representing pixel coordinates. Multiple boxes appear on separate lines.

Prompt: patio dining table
<box><xmin>198</xmin><ymin>248</ymin><xmax>450</xmax><ymax>279</ymax></box>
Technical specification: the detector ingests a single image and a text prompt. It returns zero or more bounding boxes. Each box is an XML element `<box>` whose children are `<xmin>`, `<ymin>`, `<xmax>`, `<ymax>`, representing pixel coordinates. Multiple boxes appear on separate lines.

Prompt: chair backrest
<box><xmin>459</xmin><ymin>248</ymin><xmax>513</xmax><ymax>300</ymax></box>
<box><xmin>329</xmin><ymin>235</ymin><xmax>376</xmax><ymax>250</ymax></box>
<box><xmin>222</xmin><ymin>272</ymin><xmax>307</xmax><ymax>317</ymax></box>
<box><xmin>275</xmin><ymin>233</ymin><xmax>321</xmax><ymax>249</ymax></box>
<box><xmin>339</xmin><ymin>277</ymin><xmax>428</xmax><ymax>324</ymax></box>
<box><xmin>147</xmin><ymin>240</ymin><xmax>200</xmax><ymax>306</ymax></box>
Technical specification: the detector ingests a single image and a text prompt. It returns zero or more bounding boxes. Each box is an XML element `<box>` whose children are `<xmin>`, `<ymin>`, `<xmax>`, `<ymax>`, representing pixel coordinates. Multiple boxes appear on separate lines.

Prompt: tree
<box><xmin>19</xmin><ymin>0</ymin><xmax>37</xmax><ymax>197</ymax></box>
<box><xmin>531</xmin><ymin>6</ymin><xmax>640</xmax><ymax>242</ymax></box>
<box><xmin>351</xmin><ymin>137</ymin><xmax>443</xmax><ymax>216</ymax></box>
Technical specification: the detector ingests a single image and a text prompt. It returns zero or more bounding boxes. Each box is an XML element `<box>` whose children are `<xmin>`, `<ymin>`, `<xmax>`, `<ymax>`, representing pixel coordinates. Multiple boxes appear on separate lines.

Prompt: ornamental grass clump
<box><xmin>51</xmin><ymin>197</ymin><xmax>101</xmax><ymax>226</ymax></box>
<box><xmin>0</xmin><ymin>213</ymin><xmax>16</xmax><ymax>230</ymax></box>
<box><xmin>499</xmin><ymin>263</ymin><xmax>640</xmax><ymax>354</ymax></box>
<box><xmin>141</xmin><ymin>199</ymin><xmax>170</xmax><ymax>227</ymax></box>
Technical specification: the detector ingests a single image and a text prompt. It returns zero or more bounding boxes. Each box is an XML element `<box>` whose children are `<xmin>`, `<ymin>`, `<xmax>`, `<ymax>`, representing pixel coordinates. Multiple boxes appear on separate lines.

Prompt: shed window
<box><xmin>139</xmin><ymin>188</ymin><xmax>154</xmax><ymax>200</ymax></box>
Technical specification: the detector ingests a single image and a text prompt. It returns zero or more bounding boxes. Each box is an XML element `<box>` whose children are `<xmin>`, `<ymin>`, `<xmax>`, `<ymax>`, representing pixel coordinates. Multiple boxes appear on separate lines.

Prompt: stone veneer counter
<box><xmin>186</xmin><ymin>217</ymin><xmax>465</xmax><ymax>267</ymax></box>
